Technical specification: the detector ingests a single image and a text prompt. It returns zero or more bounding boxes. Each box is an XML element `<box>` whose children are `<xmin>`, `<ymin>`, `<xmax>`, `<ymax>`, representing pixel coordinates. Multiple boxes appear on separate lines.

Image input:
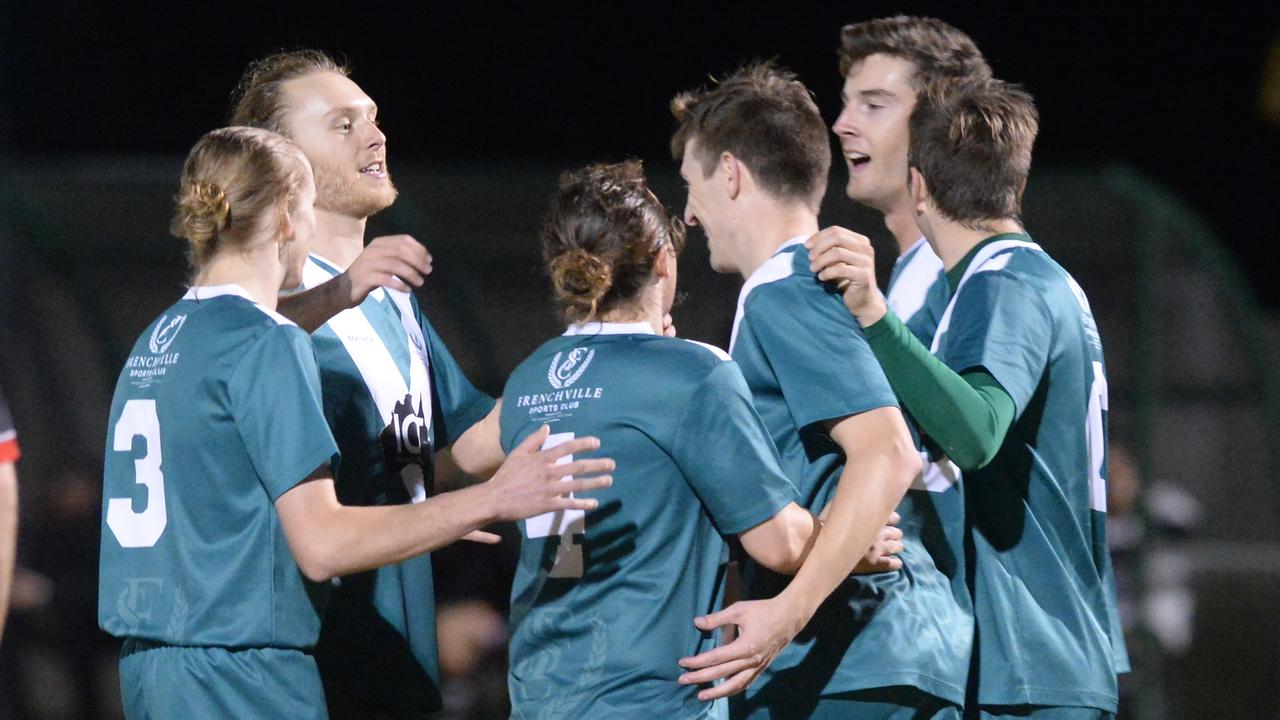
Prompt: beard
<box><xmin>312</xmin><ymin>158</ymin><xmax>399</xmax><ymax>220</ymax></box>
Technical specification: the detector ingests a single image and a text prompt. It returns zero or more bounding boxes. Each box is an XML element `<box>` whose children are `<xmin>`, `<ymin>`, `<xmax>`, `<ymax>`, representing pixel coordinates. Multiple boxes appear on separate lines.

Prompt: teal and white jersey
<box><xmin>98</xmin><ymin>285</ymin><xmax>338</xmax><ymax>650</ymax></box>
<box><xmin>500</xmin><ymin>321</ymin><xmax>799</xmax><ymax>720</ymax></box>
<box><xmin>931</xmin><ymin>234</ymin><xmax>1128</xmax><ymax>711</ymax></box>
<box><xmin>886</xmin><ymin>236</ymin><xmax>948</xmax><ymax>345</ymax></box>
<box><xmin>728</xmin><ymin>237</ymin><xmax>970</xmax><ymax>707</ymax></box>
<box><xmin>302</xmin><ymin>255</ymin><xmax>495</xmax><ymax>714</ymax></box>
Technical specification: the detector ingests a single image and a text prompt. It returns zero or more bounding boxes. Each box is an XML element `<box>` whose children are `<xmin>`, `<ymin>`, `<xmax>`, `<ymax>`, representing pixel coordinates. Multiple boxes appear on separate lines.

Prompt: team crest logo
<box><xmin>547</xmin><ymin>348</ymin><xmax>595</xmax><ymax>389</ymax></box>
<box><xmin>148</xmin><ymin>314</ymin><xmax>187</xmax><ymax>354</ymax></box>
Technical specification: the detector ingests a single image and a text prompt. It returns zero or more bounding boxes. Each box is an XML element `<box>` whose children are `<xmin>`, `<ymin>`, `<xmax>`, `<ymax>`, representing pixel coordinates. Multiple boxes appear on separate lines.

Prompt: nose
<box><xmin>362</xmin><ymin>119</ymin><xmax>386</xmax><ymax>150</ymax></box>
<box><xmin>683</xmin><ymin>204</ymin><xmax>699</xmax><ymax>227</ymax></box>
<box><xmin>832</xmin><ymin>105</ymin><xmax>859</xmax><ymax>139</ymax></box>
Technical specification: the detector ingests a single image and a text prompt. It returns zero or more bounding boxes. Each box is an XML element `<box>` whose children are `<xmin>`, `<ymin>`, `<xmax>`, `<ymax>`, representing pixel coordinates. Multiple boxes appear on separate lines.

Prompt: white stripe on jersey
<box><xmin>183</xmin><ymin>284</ymin><xmax>297</xmax><ymax>327</ymax></box>
<box><xmin>887</xmin><ymin>237</ymin><xmax>944</xmax><ymax>323</ymax></box>
<box><xmin>730</xmin><ymin>236</ymin><xmax>805</xmax><ymax>354</ymax></box>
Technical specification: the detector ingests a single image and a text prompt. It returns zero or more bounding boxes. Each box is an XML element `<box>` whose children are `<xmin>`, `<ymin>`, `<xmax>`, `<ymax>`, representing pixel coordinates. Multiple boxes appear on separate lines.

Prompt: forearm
<box><xmin>0</xmin><ymin>464</ymin><xmax>16</xmax><ymax>641</ymax></box>
<box><xmin>276</xmin><ymin>279</ymin><xmax>352</xmax><ymax>334</ymax></box>
<box><xmin>776</xmin><ymin>447</ymin><xmax>914</xmax><ymax>623</ymax></box>
<box><xmin>863</xmin><ymin>310</ymin><xmax>1015</xmax><ymax>470</ymax></box>
<box><xmin>451</xmin><ymin>400</ymin><xmax>505</xmax><ymax>478</ymax></box>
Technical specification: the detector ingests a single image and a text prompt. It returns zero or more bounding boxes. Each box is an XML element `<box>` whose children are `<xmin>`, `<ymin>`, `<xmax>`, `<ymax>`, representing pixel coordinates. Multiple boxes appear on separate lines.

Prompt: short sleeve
<box><xmin>229</xmin><ymin>325</ymin><xmax>340</xmax><ymax>501</ymax></box>
<box><xmin>671</xmin><ymin>362</ymin><xmax>799</xmax><ymax>536</ymax></box>
<box><xmin>940</xmin><ymin>269</ymin><xmax>1051</xmax><ymax>417</ymax></box>
<box><xmin>745</xmin><ymin>277</ymin><xmax>898</xmax><ymax>431</ymax></box>
<box><xmin>416</xmin><ymin>301</ymin><xmax>496</xmax><ymax>449</ymax></box>
<box><xmin>0</xmin><ymin>385</ymin><xmax>19</xmax><ymax>463</ymax></box>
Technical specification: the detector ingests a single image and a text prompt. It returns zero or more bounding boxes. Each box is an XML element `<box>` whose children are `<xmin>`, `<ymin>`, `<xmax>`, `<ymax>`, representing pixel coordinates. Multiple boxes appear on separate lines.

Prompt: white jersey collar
<box><xmin>564</xmin><ymin>321</ymin><xmax>657</xmax><ymax>336</ymax></box>
<box><xmin>182</xmin><ymin>283</ymin><xmax>255</xmax><ymax>302</ymax></box>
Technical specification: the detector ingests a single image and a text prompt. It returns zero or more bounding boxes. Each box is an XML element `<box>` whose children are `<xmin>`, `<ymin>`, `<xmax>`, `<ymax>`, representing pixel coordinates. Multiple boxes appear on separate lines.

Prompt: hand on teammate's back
<box><xmin>852</xmin><ymin>512</ymin><xmax>905</xmax><ymax>574</ymax></box>
<box><xmin>677</xmin><ymin>597</ymin><xmax>808</xmax><ymax>701</ymax></box>
<box><xmin>341</xmin><ymin>234</ymin><xmax>433</xmax><ymax>307</ymax></box>
<box><xmin>483</xmin><ymin>425</ymin><xmax>615</xmax><ymax>523</ymax></box>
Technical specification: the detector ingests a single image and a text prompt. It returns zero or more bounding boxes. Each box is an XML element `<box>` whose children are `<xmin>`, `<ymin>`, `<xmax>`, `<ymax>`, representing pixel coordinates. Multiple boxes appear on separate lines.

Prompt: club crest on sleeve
<box><xmin>149</xmin><ymin>314</ymin><xmax>187</xmax><ymax>355</ymax></box>
<box><xmin>547</xmin><ymin>348</ymin><xmax>595</xmax><ymax>389</ymax></box>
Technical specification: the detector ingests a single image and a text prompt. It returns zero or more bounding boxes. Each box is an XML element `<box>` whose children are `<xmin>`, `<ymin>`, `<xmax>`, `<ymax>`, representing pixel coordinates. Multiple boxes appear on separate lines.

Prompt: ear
<box><xmin>277</xmin><ymin>204</ymin><xmax>296</xmax><ymax>251</ymax></box>
<box><xmin>908</xmin><ymin>167</ymin><xmax>930</xmax><ymax>216</ymax></box>
<box><xmin>722</xmin><ymin>152</ymin><xmax>741</xmax><ymax>201</ymax></box>
<box><xmin>654</xmin><ymin>244</ymin><xmax>675</xmax><ymax>280</ymax></box>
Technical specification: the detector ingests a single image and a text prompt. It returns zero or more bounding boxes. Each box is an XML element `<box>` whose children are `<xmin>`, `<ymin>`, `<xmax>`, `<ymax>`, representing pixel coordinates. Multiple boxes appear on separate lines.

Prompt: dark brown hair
<box><xmin>838</xmin><ymin>16</ymin><xmax>991</xmax><ymax>90</ymax></box>
<box><xmin>230</xmin><ymin>49</ymin><xmax>349</xmax><ymax>133</ymax></box>
<box><xmin>543</xmin><ymin>161</ymin><xmax>685</xmax><ymax>324</ymax></box>
<box><xmin>908</xmin><ymin>78</ymin><xmax>1039</xmax><ymax>226</ymax></box>
<box><xmin>670</xmin><ymin>62</ymin><xmax>830</xmax><ymax>210</ymax></box>
<box><xmin>171</xmin><ymin>127</ymin><xmax>310</xmax><ymax>269</ymax></box>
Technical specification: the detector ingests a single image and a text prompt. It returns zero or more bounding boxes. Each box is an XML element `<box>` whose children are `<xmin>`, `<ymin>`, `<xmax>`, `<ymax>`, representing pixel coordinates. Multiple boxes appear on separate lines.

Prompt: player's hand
<box><xmin>662</xmin><ymin>313</ymin><xmax>678</xmax><ymax>337</ymax></box>
<box><xmin>338</xmin><ymin>234</ymin><xmax>433</xmax><ymax>308</ymax></box>
<box><xmin>677</xmin><ymin>597</ymin><xmax>807</xmax><ymax>701</ymax></box>
<box><xmin>805</xmin><ymin>227</ymin><xmax>886</xmax><ymax>326</ymax></box>
<box><xmin>851</xmin><ymin>512</ymin><xmax>905</xmax><ymax>574</ymax></box>
<box><xmin>484</xmin><ymin>425</ymin><xmax>614</xmax><ymax>523</ymax></box>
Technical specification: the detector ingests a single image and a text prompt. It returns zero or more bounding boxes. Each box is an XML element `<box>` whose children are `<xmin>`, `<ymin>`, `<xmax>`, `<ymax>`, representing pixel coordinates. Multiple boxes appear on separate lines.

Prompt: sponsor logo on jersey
<box><xmin>548</xmin><ymin>348</ymin><xmax>594</xmax><ymax>389</ymax></box>
<box><xmin>379</xmin><ymin>393</ymin><xmax>433</xmax><ymax>499</ymax></box>
<box><xmin>148</xmin><ymin>314</ymin><xmax>187</xmax><ymax>354</ymax></box>
<box><xmin>115</xmin><ymin>577</ymin><xmax>164</xmax><ymax>631</ymax></box>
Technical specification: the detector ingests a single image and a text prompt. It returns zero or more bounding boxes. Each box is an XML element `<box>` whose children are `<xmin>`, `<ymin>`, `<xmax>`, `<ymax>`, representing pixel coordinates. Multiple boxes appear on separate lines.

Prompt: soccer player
<box><xmin>229</xmin><ymin>51</ymin><xmax>517</xmax><ymax>718</ymax></box>
<box><xmin>98</xmin><ymin>126</ymin><xmax>612</xmax><ymax>718</ymax></box>
<box><xmin>833</xmin><ymin>16</ymin><xmax>991</xmax><ymax>344</ymax></box>
<box><xmin>0</xmin><ymin>384</ymin><xmax>19</xmax><ymax>643</ymax></box>
<box><xmin>499</xmin><ymin>159</ymin><xmax>854</xmax><ymax>719</ymax></box>
<box><xmin>807</xmin><ymin>78</ymin><xmax>1128</xmax><ymax>718</ymax></box>
<box><xmin>668</xmin><ymin>63</ymin><xmax>972</xmax><ymax>719</ymax></box>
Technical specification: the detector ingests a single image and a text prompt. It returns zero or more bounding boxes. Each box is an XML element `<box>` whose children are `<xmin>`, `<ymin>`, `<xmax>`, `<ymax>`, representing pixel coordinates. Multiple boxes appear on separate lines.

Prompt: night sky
<box><xmin>3</xmin><ymin>1</ymin><xmax>1278</xmax><ymax>304</ymax></box>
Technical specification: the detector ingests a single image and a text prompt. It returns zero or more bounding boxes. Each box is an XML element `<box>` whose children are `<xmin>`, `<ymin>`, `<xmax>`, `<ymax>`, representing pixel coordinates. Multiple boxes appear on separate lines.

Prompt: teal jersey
<box><xmin>931</xmin><ymin>235</ymin><xmax>1128</xmax><ymax>711</ymax></box>
<box><xmin>500</xmin><ymin>321</ymin><xmax>799</xmax><ymax>720</ymax></box>
<box><xmin>728</xmin><ymin>238</ymin><xmax>970</xmax><ymax>706</ymax></box>
<box><xmin>301</xmin><ymin>255</ymin><xmax>496</xmax><ymax>714</ymax></box>
<box><xmin>98</xmin><ymin>285</ymin><xmax>338</xmax><ymax>650</ymax></box>
<box><xmin>886</xmin><ymin>236</ymin><xmax>949</xmax><ymax>345</ymax></box>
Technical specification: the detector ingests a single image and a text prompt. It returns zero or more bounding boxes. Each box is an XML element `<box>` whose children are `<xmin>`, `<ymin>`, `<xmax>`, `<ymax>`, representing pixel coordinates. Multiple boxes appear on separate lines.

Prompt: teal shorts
<box><xmin>119</xmin><ymin>639</ymin><xmax>327</xmax><ymax>719</ymax></box>
<box><xmin>732</xmin><ymin>685</ymin><xmax>961</xmax><ymax>720</ymax></box>
<box><xmin>970</xmin><ymin>706</ymin><xmax>1114</xmax><ymax>720</ymax></box>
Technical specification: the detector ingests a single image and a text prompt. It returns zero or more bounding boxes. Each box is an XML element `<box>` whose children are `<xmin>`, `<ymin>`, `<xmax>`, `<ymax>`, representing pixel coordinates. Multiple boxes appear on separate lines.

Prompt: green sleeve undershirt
<box><xmin>862</xmin><ymin>308</ymin><xmax>1016</xmax><ymax>471</ymax></box>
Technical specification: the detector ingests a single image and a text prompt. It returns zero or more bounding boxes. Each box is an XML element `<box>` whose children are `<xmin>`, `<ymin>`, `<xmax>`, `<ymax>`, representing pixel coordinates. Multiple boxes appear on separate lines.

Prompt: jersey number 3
<box><xmin>106</xmin><ymin>399</ymin><xmax>168</xmax><ymax>548</ymax></box>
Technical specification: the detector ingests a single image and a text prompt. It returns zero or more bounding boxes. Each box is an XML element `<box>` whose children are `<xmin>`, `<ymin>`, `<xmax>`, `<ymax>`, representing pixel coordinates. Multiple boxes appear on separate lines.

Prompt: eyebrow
<box><xmin>325</xmin><ymin>102</ymin><xmax>378</xmax><ymax>119</ymax></box>
<box><xmin>859</xmin><ymin>89</ymin><xmax>897</xmax><ymax>101</ymax></box>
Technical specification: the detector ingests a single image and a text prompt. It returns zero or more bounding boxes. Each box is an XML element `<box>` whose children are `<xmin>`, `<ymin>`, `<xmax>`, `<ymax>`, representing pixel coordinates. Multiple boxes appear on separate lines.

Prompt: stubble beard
<box><xmin>312</xmin><ymin>159</ymin><xmax>399</xmax><ymax>220</ymax></box>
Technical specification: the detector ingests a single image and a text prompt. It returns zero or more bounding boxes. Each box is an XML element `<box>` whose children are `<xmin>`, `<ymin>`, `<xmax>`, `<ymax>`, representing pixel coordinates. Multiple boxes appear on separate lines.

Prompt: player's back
<box><xmin>99</xmin><ymin>286</ymin><xmax>333</xmax><ymax>651</ymax></box>
<box><xmin>500</xmin><ymin>322</ymin><xmax>796</xmax><ymax>720</ymax></box>
<box><xmin>935</xmin><ymin>243</ymin><xmax>1124</xmax><ymax>709</ymax></box>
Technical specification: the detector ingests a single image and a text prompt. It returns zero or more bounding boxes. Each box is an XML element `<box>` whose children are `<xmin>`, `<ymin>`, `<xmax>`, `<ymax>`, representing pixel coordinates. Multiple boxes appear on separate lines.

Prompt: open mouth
<box><xmin>359</xmin><ymin>161</ymin><xmax>386</xmax><ymax>178</ymax></box>
<box><xmin>845</xmin><ymin>151</ymin><xmax>871</xmax><ymax>170</ymax></box>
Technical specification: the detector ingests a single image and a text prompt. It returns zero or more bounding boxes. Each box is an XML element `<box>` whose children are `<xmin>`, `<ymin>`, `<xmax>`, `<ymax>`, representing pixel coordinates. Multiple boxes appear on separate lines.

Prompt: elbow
<box><xmin>756</xmin><ymin>509</ymin><xmax>818</xmax><ymax>575</ymax></box>
<box><xmin>294</xmin><ymin>548</ymin><xmax>337</xmax><ymax>584</ymax></box>
<box><xmin>892</xmin><ymin>440</ymin><xmax>923</xmax><ymax>496</ymax></box>
<box><xmin>948</xmin><ymin>438</ymin><xmax>1000</xmax><ymax>473</ymax></box>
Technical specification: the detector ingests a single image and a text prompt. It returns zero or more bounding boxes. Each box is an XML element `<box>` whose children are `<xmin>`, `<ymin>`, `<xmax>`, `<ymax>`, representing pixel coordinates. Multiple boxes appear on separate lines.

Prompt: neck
<box><xmin>927</xmin><ymin>216</ymin><xmax>1025</xmax><ymax>271</ymax></box>
<box><xmin>596</xmin><ymin>288</ymin><xmax>665</xmax><ymax>335</ymax></box>
<box><xmin>736</xmin><ymin>201</ymin><xmax>820</xmax><ymax>280</ymax></box>
<box><xmin>882</xmin><ymin>194</ymin><xmax>924</xmax><ymax>256</ymax></box>
<box><xmin>311</xmin><ymin>209</ymin><xmax>368</xmax><ymax>269</ymax></box>
<box><xmin>193</xmin><ymin>245</ymin><xmax>284</xmax><ymax>310</ymax></box>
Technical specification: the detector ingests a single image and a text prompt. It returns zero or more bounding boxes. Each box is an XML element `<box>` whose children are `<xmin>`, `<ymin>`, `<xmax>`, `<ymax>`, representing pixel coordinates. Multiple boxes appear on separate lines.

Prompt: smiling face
<box><xmin>831</xmin><ymin>53</ymin><xmax>918</xmax><ymax>214</ymax></box>
<box><xmin>278</xmin><ymin>71</ymin><xmax>397</xmax><ymax>220</ymax></box>
<box><xmin>679</xmin><ymin>140</ymin><xmax>738</xmax><ymax>274</ymax></box>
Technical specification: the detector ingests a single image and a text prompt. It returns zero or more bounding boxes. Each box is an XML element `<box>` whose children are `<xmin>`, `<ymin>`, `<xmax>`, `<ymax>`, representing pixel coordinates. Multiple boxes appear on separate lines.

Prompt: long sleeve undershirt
<box><xmin>862</xmin><ymin>307</ymin><xmax>1016</xmax><ymax>472</ymax></box>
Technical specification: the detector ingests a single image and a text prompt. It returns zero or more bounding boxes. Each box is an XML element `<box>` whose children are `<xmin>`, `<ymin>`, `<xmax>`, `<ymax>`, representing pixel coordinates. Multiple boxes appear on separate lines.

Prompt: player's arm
<box><xmin>806</xmin><ymin>227</ymin><xmax>1016</xmax><ymax>470</ymax></box>
<box><xmin>736</xmin><ymin>502</ymin><xmax>819</xmax><ymax>575</ymax></box>
<box><xmin>0</xmin><ymin>460</ymin><xmax>16</xmax><ymax>642</ymax></box>
<box><xmin>679</xmin><ymin>407</ymin><xmax>919</xmax><ymax>699</ymax></box>
<box><xmin>278</xmin><ymin>235</ymin><xmax>432</xmax><ymax>333</ymax></box>
<box><xmin>450</xmin><ymin>399</ymin><xmax>505</xmax><ymax>478</ymax></box>
<box><xmin>275</xmin><ymin>426</ymin><xmax>613</xmax><ymax>582</ymax></box>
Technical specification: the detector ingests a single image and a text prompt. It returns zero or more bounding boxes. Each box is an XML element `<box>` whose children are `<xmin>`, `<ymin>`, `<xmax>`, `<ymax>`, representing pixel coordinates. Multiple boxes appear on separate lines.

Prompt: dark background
<box><xmin>2</xmin><ymin>1</ymin><xmax>1278</xmax><ymax>304</ymax></box>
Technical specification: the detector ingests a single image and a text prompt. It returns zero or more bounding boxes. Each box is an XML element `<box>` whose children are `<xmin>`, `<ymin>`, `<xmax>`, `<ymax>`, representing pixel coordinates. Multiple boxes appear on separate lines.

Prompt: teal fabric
<box><xmin>304</xmin><ymin>257</ymin><xmax>495</xmax><ymax>716</ymax></box>
<box><xmin>119</xmin><ymin>641</ymin><xmax>326</xmax><ymax>720</ymax></box>
<box><xmin>734</xmin><ymin>684</ymin><xmax>960</xmax><ymax>720</ymax></box>
<box><xmin>730</xmin><ymin>242</ymin><xmax>970</xmax><ymax>707</ymax></box>
<box><xmin>98</xmin><ymin>288</ymin><xmax>338</xmax><ymax>651</ymax></box>
<box><xmin>933</xmin><ymin>236</ymin><xmax>1127</xmax><ymax>710</ymax></box>
<box><xmin>500</xmin><ymin>326</ymin><xmax>798</xmax><ymax>720</ymax></box>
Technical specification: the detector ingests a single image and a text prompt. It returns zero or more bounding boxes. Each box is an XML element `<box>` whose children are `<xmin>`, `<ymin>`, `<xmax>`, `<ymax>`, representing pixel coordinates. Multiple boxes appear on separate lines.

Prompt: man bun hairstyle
<box><xmin>670</xmin><ymin>61</ymin><xmax>830</xmax><ymax>211</ymax></box>
<box><xmin>908</xmin><ymin>77</ymin><xmax>1039</xmax><ymax>227</ymax></box>
<box><xmin>543</xmin><ymin>160</ymin><xmax>684</xmax><ymax>324</ymax></box>
<box><xmin>838</xmin><ymin>15</ymin><xmax>991</xmax><ymax>90</ymax></box>
<box><xmin>230</xmin><ymin>49</ymin><xmax>349</xmax><ymax>133</ymax></box>
<box><xmin>171</xmin><ymin>126</ymin><xmax>310</xmax><ymax>269</ymax></box>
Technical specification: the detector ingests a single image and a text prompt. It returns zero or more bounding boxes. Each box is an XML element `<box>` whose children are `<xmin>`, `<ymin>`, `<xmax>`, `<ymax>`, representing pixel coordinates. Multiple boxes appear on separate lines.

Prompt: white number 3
<box><xmin>106</xmin><ymin>399</ymin><xmax>168</xmax><ymax>548</ymax></box>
